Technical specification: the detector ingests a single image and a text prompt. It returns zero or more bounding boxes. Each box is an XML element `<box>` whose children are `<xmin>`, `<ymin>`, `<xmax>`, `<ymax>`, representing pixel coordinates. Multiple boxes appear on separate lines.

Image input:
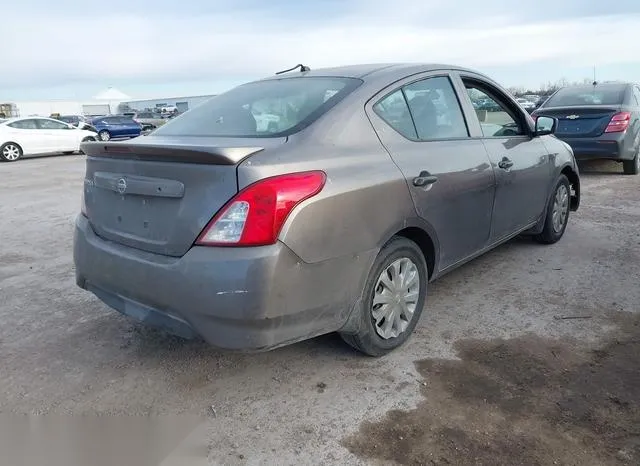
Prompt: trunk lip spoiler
<box><xmin>81</xmin><ymin>141</ymin><xmax>265</xmax><ymax>165</ymax></box>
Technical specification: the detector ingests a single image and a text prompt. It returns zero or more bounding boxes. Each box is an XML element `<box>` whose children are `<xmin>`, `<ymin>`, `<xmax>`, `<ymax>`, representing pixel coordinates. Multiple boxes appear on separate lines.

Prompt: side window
<box><xmin>8</xmin><ymin>119</ymin><xmax>38</xmax><ymax>129</ymax></box>
<box><xmin>403</xmin><ymin>76</ymin><xmax>469</xmax><ymax>140</ymax></box>
<box><xmin>464</xmin><ymin>80</ymin><xmax>526</xmax><ymax>137</ymax></box>
<box><xmin>38</xmin><ymin>119</ymin><xmax>70</xmax><ymax>129</ymax></box>
<box><xmin>373</xmin><ymin>89</ymin><xmax>417</xmax><ymax>139</ymax></box>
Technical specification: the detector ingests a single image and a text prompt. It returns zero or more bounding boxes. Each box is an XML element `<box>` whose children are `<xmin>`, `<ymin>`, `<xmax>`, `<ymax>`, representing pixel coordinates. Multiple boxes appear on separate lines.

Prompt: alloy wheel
<box><xmin>2</xmin><ymin>144</ymin><xmax>21</xmax><ymax>161</ymax></box>
<box><xmin>371</xmin><ymin>257</ymin><xmax>420</xmax><ymax>339</ymax></box>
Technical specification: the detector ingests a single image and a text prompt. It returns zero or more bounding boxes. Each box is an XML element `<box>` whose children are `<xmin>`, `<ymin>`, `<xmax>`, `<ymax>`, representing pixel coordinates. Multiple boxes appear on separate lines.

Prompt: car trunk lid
<box><xmin>81</xmin><ymin>136</ymin><xmax>285</xmax><ymax>257</ymax></box>
<box><xmin>535</xmin><ymin>105</ymin><xmax>621</xmax><ymax>137</ymax></box>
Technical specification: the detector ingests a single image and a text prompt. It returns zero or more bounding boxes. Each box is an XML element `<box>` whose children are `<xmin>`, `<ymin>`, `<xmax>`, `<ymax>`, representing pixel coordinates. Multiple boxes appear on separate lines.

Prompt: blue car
<box><xmin>90</xmin><ymin>115</ymin><xmax>142</xmax><ymax>141</ymax></box>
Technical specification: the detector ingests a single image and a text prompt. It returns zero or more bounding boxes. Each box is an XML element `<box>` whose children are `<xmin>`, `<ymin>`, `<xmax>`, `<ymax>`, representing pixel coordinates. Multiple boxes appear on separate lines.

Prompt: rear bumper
<box><xmin>73</xmin><ymin>214</ymin><xmax>372</xmax><ymax>351</ymax></box>
<box><xmin>556</xmin><ymin>133</ymin><xmax>633</xmax><ymax>160</ymax></box>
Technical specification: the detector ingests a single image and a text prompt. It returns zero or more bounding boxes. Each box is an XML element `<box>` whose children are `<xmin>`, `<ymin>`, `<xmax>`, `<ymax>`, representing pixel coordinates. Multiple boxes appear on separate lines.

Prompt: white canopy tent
<box><xmin>92</xmin><ymin>87</ymin><xmax>131</xmax><ymax>114</ymax></box>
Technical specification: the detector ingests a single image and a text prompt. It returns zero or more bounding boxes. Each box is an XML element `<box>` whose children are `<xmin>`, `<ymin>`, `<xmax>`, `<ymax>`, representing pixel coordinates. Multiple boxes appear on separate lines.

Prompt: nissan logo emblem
<box><xmin>116</xmin><ymin>178</ymin><xmax>127</xmax><ymax>194</ymax></box>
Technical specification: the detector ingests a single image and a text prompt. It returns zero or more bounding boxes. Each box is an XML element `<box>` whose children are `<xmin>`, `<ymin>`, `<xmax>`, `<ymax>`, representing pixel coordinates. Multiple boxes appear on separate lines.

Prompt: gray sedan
<box><xmin>74</xmin><ymin>63</ymin><xmax>580</xmax><ymax>356</ymax></box>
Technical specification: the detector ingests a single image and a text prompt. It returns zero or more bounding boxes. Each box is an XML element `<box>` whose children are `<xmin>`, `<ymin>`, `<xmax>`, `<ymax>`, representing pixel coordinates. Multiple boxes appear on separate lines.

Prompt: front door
<box><xmin>456</xmin><ymin>74</ymin><xmax>552</xmax><ymax>242</ymax></box>
<box><xmin>367</xmin><ymin>73</ymin><xmax>496</xmax><ymax>271</ymax></box>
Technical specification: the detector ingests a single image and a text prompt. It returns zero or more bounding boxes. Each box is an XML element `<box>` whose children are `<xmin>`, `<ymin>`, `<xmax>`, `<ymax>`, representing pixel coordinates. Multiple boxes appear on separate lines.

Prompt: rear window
<box><xmin>544</xmin><ymin>85</ymin><xmax>627</xmax><ymax>107</ymax></box>
<box><xmin>152</xmin><ymin>77</ymin><xmax>362</xmax><ymax>138</ymax></box>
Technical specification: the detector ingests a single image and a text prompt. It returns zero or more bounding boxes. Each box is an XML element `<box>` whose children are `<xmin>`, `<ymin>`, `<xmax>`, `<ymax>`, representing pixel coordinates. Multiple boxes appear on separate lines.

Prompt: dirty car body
<box><xmin>74</xmin><ymin>63</ymin><xmax>580</xmax><ymax>355</ymax></box>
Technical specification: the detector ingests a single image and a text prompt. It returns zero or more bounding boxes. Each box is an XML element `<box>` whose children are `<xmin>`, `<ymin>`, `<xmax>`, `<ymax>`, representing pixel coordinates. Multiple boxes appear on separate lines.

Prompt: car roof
<box><xmin>558</xmin><ymin>82</ymin><xmax>631</xmax><ymax>91</ymax></box>
<box><xmin>258</xmin><ymin>63</ymin><xmax>486</xmax><ymax>83</ymax></box>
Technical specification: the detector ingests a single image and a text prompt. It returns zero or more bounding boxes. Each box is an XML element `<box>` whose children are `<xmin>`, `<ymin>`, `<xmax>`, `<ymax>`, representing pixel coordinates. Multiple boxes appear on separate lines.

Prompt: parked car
<box><xmin>0</xmin><ymin>117</ymin><xmax>97</xmax><ymax>162</ymax></box>
<box><xmin>122</xmin><ymin>111</ymin><xmax>165</xmax><ymax>132</ymax></box>
<box><xmin>516</xmin><ymin>98</ymin><xmax>536</xmax><ymax>112</ymax></box>
<box><xmin>56</xmin><ymin>115</ymin><xmax>97</xmax><ymax>132</ymax></box>
<box><xmin>74</xmin><ymin>63</ymin><xmax>580</xmax><ymax>356</ymax></box>
<box><xmin>532</xmin><ymin>82</ymin><xmax>640</xmax><ymax>174</ymax></box>
<box><xmin>90</xmin><ymin>115</ymin><xmax>142</xmax><ymax>141</ymax></box>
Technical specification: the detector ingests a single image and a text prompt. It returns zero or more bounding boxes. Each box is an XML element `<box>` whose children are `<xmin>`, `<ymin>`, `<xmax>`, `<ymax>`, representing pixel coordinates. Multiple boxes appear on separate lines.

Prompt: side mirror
<box><xmin>534</xmin><ymin>116</ymin><xmax>556</xmax><ymax>136</ymax></box>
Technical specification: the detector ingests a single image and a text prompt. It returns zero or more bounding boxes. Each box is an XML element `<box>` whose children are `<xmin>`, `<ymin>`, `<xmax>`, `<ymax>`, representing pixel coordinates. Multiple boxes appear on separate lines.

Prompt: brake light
<box><xmin>196</xmin><ymin>171</ymin><xmax>327</xmax><ymax>247</ymax></box>
<box><xmin>605</xmin><ymin>112</ymin><xmax>631</xmax><ymax>133</ymax></box>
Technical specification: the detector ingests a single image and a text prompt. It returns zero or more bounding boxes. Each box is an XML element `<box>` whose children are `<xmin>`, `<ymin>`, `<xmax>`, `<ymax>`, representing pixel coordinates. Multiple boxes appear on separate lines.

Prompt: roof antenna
<box><xmin>275</xmin><ymin>64</ymin><xmax>311</xmax><ymax>75</ymax></box>
<box><xmin>592</xmin><ymin>65</ymin><xmax>598</xmax><ymax>86</ymax></box>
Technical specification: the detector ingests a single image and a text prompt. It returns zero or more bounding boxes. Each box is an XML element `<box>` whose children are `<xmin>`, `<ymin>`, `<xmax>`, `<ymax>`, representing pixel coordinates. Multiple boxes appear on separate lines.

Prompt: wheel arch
<box><xmin>560</xmin><ymin>164</ymin><xmax>580</xmax><ymax>211</ymax></box>
<box><xmin>1</xmin><ymin>141</ymin><xmax>24</xmax><ymax>159</ymax></box>
<box><xmin>379</xmin><ymin>217</ymin><xmax>440</xmax><ymax>280</ymax></box>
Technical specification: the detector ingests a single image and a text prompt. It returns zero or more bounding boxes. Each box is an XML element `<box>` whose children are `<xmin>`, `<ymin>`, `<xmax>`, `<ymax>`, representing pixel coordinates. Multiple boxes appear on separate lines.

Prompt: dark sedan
<box><xmin>532</xmin><ymin>82</ymin><xmax>640</xmax><ymax>174</ymax></box>
<box><xmin>90</xmin><ymin>115</ymin><xmax>142</xmax><ymax>141</ymax></box>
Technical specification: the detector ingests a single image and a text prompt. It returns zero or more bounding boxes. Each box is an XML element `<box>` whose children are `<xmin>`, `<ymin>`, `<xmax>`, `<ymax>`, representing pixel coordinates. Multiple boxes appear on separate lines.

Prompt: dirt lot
<box><xmin>0</xmin><ymin>155</ymin><xmax>638</xmax><ymax>465</ymax></box>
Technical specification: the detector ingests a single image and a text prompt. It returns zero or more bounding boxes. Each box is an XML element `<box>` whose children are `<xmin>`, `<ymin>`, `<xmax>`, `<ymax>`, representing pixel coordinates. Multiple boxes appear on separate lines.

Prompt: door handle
<box><xmin>412</xmin><ymin>171</ymin><xmax>438</xmax><ymax>187</ymax></box>
<box><xmin>498</xmin><ymin>157</ymin><xmax>514</xmax><ymax>170</ymax></box>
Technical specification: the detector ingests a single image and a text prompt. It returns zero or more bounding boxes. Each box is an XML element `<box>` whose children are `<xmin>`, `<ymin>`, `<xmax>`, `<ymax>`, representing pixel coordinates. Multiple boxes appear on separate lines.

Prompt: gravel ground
<box><xmin>0</xmin><ymin>154</ymin><xmax>638</xmax><ymax>465</ymax></box>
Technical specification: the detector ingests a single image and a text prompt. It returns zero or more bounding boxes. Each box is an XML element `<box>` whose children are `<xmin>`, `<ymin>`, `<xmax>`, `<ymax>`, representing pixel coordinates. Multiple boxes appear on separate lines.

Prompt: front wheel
<box><xmin>340</xmin><ymin>236</ymin><xmax>428</xmax><ymax>357</ymax></box>
<box><xmin>98</xmin><ymin>130</ymin><xmax>111</xmax><ymax>141</ymax></box>
<box><xmin>535</xmin><ymin>174</ymin><xmax>571</xmax><ymax>244</ymax></box>
<box><xmin>1</xmin><ymin>142</ymin><xmax>23</xmax><ymax>162</ymax></box>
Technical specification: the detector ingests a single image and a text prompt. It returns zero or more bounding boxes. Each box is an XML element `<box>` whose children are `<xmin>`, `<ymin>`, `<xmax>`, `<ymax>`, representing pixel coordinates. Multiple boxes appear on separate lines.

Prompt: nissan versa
<box><xmin>73</xmin><ymin>63</ymin><xmax>580</xmax><ymax>356</ymax></box>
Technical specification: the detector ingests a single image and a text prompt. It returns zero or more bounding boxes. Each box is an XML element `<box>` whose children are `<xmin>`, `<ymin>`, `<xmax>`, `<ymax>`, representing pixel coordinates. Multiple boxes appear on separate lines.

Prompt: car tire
<box><xmin>622</xmin><ymin>149</ymin><xmax>640</xmax><ymax>175</ymax></box>
<box><xmin>535</xmin><ymin>174</ymin><xmax>571</xmax><ymax>245</ymax></box>
<box><xmin>98</xmin><ymin>130</ymin><xmax>111</xmax><ymax>141</ymax></box>
<box><xmin>1</xmin><ymin>142</ymin><xmax>23</xmax><ymax>162</ymax></box>
<box><xmin>340</xmin><ymin>236</ymin><xmax>428</xmax><ymax>357</ymax></box>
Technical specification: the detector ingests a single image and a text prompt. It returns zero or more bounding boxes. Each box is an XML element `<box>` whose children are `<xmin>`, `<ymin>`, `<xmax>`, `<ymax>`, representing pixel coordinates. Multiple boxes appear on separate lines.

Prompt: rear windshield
<box><xmin>152</xmin><ymin>77</ymin><xmax>362</xmax><ymax>138</ymax></box>
<box><xmin>544</xmin><ymin>85</ymin><xmax>627</xmax><ymax>107</ymax></box>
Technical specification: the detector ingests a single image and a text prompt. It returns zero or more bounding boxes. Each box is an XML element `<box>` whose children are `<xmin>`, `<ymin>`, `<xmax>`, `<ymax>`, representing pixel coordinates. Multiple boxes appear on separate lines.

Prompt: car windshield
<box><xmin>544</xmin><ymin>85</ymin><xmax>626</xmax><ymax>107</ymax></box>
<box><xmin>152</xmin><ymin>76</ymin><xmax>362</xmax><ymax>138</ymax></box>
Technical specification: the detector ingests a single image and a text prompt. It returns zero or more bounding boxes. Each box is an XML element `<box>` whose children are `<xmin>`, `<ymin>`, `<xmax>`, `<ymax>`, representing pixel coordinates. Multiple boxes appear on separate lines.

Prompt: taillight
<box><xmin>605</xmin><ymin>112</ymin><xmax>631</xmax><ymax>133</ymax></box>
<box><xmin>196</xmin><ymin>171</ymin><xmax>326</xmax><ymax>247</ymax></box>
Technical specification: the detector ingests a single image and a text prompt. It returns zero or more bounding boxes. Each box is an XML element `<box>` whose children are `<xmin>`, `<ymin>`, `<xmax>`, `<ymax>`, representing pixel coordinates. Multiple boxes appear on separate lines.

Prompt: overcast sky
<box><xmin>3</xmin><ymin>0</ymin><xmax>640</xmax><ymax>100</ymax></box>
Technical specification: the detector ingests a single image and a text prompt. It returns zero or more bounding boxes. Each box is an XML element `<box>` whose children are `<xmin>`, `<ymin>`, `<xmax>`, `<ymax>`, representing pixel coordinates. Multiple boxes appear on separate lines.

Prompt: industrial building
<box><xmin>121</xmin><ymin>94</ymin><xmax>215</xmax><ymax>113</ymax></box>
<box><xmin>1</xmin><ymin>89</ymin><xmax>216</xmax><ymax>119</ymax></box>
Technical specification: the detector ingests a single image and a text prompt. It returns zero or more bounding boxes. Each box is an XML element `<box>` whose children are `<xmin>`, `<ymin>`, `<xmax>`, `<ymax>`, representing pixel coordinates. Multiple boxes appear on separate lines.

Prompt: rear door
<box><xmin>454</xmin><ymin>72</ymin><xmax>552</xmax><ymax>242</ymax></box>
<box><xmin>367</xmin><ymin>72</ymin><xmax>496</xmax><ymax>270</ymax></box>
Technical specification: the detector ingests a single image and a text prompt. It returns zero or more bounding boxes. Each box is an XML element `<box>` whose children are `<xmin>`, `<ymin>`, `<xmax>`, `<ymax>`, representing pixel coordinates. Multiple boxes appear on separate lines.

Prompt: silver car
<box><xmin>74</xmin><ymin>63</ymin><xmax>580</xmax><ymax>356</ymax></box>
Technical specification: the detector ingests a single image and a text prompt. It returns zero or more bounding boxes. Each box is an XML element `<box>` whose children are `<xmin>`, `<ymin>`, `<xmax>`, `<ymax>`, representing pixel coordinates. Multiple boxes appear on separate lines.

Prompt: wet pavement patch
<box><xmin>344</xmin><ymin>313</ymin><xmax>639</xmax><ymax>465</ymax></box>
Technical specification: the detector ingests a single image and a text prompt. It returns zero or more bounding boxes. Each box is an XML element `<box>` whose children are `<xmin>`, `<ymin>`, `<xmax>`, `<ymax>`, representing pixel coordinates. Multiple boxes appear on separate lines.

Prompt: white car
<box><xmin>0</xmin><ymin>117</ymin><xmax>97</xmax><ymax>162</ymax></box>
<box><xmin>516</xmin><ymin>98</ymin><xmax>536</xmax><ymax>111</ymax></box>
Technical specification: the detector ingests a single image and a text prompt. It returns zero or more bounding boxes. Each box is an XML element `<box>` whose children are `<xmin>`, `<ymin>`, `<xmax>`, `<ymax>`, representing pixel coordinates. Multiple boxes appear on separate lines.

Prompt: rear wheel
<box><xmin>1</xmin><ymin>142</ymin><xmax>22</xmax><ymax>162</ymax></box>
<box><xmin>535</xmin><ymin>174</ymin><xmax>571</xmax><ymax>244</ymax></box>
<box><xmin>340</xmin><ymin>236</ymin><xmax>428</xmax><ymax>357</ymax></box>
<box><xmin>98</xmin><ymin>130</ymin><xmax>111</xmax><ymax>141</ymax></box>
<box><xmin>622</xmin><ymin>149</ymin><xmax>640</xmax><ymax>175</ymax></box>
